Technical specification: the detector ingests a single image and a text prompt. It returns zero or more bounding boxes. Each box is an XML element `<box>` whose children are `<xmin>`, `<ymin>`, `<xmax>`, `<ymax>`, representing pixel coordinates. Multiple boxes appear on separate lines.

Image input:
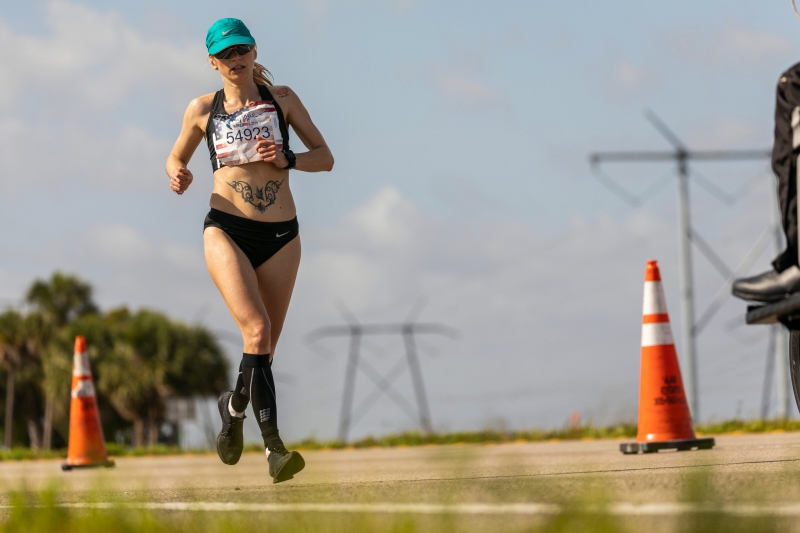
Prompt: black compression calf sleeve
<box><xmin>231</xmin><ymin>361</ymin><xmax>249</xmax><ymax>413</ymax></box>
<box><xmin>241</xmin><ymin>353</ymin><xmax>281</xmax><ymax>449</ymax></box>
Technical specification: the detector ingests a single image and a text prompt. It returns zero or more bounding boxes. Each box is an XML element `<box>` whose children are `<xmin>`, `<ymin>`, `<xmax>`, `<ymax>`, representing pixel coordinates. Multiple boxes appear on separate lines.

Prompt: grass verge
<box><xmin>0</xmin><ymin>482</ymin><xmax>791</xmax><ymax>533</ymax></box>
<box><xmin>2</xmin><ymin>417</ymin><xmax>800</xmax><ymax>461</ymax></box>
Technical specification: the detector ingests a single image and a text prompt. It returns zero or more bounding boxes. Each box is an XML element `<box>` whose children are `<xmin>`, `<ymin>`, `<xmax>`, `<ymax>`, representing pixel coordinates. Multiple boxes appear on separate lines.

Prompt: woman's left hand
<box><xmin>255</xmin><ymin>138</ymin><xmax>288</xmax><ymax>168</ymax></box>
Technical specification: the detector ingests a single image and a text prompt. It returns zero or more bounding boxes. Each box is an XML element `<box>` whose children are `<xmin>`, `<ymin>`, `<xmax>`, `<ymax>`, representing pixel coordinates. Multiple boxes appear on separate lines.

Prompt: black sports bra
<box><xmin>205</xmin><ymin>85</ymin><xmax>290</xmax><ymax>173</ymax></box>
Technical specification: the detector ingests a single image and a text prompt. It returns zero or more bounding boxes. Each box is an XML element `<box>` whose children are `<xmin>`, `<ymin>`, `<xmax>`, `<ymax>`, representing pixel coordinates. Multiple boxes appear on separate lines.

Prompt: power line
<box><xmin>693</xmin><ymin>227</ymin><xmax>774</xmax><ymax>336</ymax></box>
<box><xmin>590</xmin><ymin>166</ymin><xmax>676</xmax><ymax>208</ymax></box>
<box><xmin>761</xmin><ymin>327</ymin><xmax>777</xmax><ymax>418</ymax></box>
<box><xmin>689</xmin><ymin>168</ymin><xmax>769</xmax><ymax>206</ymax></box>
<box><xmin>306</xmin><ymin>305</ymin><xmax>458</xmax><ymax>442</ymax></box>
<box><xmin>689</xmin><ymin>228</ymin><xmax>734</xmax><ymax>280</ymax></box>
<box><xmin>589</xmin><ymin>109</ymin><xmax>771</xmax><ymax>421</ymax></box>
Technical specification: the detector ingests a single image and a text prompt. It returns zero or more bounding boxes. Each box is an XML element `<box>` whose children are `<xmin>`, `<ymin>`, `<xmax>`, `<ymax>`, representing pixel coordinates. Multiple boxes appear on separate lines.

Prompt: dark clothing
<box><xmin>231</xmin><ymin>362</ymin><xmax>248</xmax><ymax>413</ymax></box>
<box><xmin>240</xmin><ymin>353</ymin><xmax>280</xmax><ymax>449</ymax></box>
<box><xmin>772</xmin><ymin>63</ymin><xmax>800</xmax><ymax>272</ymax></box>
<box><xmin>205</xmin><ymin>84</ymin><xmax>291</xmax><ymax>173</ymax></box>
<box><xmin>230</xmin><ymin>354</ymin><xmax>280</xmax><ymax>449</ymax></box>
<box><xmin>203</xmin><ymin>208</ymin><xmax>298</xmax><ymax>268</ymax></box>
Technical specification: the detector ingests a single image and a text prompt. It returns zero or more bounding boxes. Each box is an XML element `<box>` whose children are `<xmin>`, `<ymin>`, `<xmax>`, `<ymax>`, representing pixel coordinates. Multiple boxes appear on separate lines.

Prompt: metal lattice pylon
<box><xmin>307</xmin><ymin>305</ymin><xmax>457</xmax><ymax>442</ymax></box>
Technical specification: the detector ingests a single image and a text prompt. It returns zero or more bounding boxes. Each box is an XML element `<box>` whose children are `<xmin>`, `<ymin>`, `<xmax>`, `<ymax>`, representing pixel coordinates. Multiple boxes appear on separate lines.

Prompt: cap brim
<box><xmin>208</xmin><ymin>35</ymin><xmax>256</xmax><ymax>55</ymax></box>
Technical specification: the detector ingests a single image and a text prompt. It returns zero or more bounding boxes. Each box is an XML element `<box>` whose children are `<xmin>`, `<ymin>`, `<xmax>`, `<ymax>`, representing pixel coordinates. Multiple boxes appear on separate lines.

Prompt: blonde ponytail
<box><xmin>253</xmin><ymin>61</ymin><xmax>273</xmax><ymax>86</ymax></box>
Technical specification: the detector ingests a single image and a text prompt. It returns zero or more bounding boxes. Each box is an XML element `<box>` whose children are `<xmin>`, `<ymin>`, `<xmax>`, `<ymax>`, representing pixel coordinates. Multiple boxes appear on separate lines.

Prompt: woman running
<box><xmin>166</xmin><ymin>18</ymin><xmax>333</xmax><ymax>483</ymax></box>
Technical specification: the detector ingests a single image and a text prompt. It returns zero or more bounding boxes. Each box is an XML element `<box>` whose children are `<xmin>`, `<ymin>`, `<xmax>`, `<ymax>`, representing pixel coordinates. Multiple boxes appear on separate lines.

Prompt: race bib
<box><xmin>211</xmin><ymin>101</ymin><xmax>284</xmax><ymax>167</ymax></box>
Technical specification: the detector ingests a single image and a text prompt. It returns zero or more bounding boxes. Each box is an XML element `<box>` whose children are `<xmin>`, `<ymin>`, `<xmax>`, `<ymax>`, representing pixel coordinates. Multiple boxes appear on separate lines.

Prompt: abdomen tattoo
<box><xmin>227</xmin><ymin>180</ymin><xmax>284</xmax><ymax>213</ymax></box>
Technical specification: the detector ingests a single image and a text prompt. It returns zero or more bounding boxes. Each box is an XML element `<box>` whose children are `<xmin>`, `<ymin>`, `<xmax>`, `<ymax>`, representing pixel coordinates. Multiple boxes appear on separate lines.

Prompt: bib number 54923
<box><xmin>225</xmin><ymin>127</ymin><xmax>270</xmax><ymax>144</ymax></box>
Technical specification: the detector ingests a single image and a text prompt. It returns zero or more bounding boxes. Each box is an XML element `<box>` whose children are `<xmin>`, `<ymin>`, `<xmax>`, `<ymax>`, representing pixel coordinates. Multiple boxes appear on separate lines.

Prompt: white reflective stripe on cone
<box><xmin>641</xmin><ymin>323</ymin><xmax>674</xmax><ymax>347</ymax></box>
<box><xmin>71</xmin><ymin>379</ymin><xmax>96</xmax><ymax>398</ymax></box>
<box><xmin>72</xmin><ymin>352</ymin><xmax>92</xmax><ymax>377</ymax></box>
<box><xmin>642</xmin><ymin>281</ymin><xmax>669</xmax><ymax>315</ymax></box>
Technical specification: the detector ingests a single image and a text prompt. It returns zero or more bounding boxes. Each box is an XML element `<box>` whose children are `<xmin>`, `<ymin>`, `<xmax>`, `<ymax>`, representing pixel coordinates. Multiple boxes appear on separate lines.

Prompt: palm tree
<box><xmin>123</xmin><ymin>310</ymin><xmax>172</xmax><ymax>446</ymax></box>
<box><xmin>96</xmin><ymin>340</ymin><xmax>153</xmax><ymax>447</ymax></box>
<box><xmin>26</xmin><ymin>272</ymin><xmax>98</xmax><ymax>327</ymax></box>
<box><xmin>168</xmin><ymin>322</ymin><xmax>228</xmax><ymax>398</ymax></box>
<box><xmin>89</xmin><ymin>308</ymin><xmax>166</xmax><ymax>447</ymax></box>
<box><xmin>68</xmin><ymin>310</ymin><xmax>131</xmax><ymax>444</ymax></box>
<box><xmin>39</xmin><ymin>327</ymin><xmax>74</xmax><ymax>450</ymax></box>
<box><xmin>0</xmin><ymin>310</ymin><xmax>27</xmax><ymax>448</ymax></box>
<box><xmin>25</xmin><ymin>272</ymin><xmax>98</xmax><ymax>449</ymax></box>
<box><xmin>18</xmin><ymin>312</ymin><xmax>51</xmax><ymax>448</ymax></box>
<box><xmin>4</xmin><ymin>271</ymin><xmax>229</xmax><ymax>450</ymax></box>
<box><xmin>94</xmin><ymin>309</ymin><xmax>228</xmax><ymax>447</ymax></box>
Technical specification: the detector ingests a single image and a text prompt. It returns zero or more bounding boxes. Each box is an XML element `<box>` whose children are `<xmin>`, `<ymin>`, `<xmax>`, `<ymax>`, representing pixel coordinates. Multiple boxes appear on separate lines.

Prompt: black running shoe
<box><xmin>216</xmin><ymin>391</ymin><xmax>245</xmax><ymax>465</ymax></box>
<box><xmin>267</xmin><ymin>442</ymin><xmax>305</xmax><ymax>484</ymax></box>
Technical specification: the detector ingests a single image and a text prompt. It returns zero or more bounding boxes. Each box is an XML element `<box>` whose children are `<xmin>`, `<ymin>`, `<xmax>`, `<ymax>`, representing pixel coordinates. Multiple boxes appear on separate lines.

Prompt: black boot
<box><xmin>732</xmin><ymin>266</ymin><xmax>800</xmax><ymax>302</ymax></box>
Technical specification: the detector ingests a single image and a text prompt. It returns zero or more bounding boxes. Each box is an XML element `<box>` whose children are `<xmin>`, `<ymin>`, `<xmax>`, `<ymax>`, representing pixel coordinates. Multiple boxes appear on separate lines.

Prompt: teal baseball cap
<box><xmin>206</xmin><ymin>18</ymin><xmax>255</xmax><ymax>55</ymax></box>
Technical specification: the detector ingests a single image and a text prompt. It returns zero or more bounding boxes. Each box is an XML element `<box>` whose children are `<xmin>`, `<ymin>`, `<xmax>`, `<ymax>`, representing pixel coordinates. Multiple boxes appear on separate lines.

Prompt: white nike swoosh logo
<box><xmin>276</xmin><ymin>231</ymin><xmax>290</xmax><ymax>238</ymax></box>
<box><xmin>222</xmin><ymin>29</ymin><xmax>233</xmax><ymax>35</ymax></box>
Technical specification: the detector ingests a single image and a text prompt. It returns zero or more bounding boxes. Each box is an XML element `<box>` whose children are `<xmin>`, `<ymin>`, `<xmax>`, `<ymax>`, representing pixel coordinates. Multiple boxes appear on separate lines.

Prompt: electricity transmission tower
<box><xmin>761</xmin><ymin>196</ymin><xmax>790</xmax><ymax>419</ymax></box>
<box><xmin>307</xmin><ymin>306</ymin><xmax>458</xmax><ymax>442</ymax></box>
<box><xmin>590</xmin><ymin>110</ymin><xmax>771</xmax><ymax>421</ymax></box>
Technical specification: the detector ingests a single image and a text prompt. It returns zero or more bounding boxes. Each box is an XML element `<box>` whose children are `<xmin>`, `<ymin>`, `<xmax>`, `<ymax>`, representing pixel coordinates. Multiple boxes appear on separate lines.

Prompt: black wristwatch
<box><xmin>283</xmin><ymin>149</ymin><xmax>296</xmax><ymax>169</ymax></box>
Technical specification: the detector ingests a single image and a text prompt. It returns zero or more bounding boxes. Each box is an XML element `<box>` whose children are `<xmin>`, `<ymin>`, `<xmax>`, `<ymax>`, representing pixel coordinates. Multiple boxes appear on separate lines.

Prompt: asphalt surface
<box><xmin>1</xmin><ymin>432</ymin><xmax>800</xmax><ymax>506</ymax></box>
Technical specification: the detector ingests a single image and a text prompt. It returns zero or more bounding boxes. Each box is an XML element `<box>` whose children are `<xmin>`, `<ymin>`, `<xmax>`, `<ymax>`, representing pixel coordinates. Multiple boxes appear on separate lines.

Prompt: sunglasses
<box><xmin>213</xmin><ymin>44</ymin><xmax>254</xmax><ymax>60</ymax></box>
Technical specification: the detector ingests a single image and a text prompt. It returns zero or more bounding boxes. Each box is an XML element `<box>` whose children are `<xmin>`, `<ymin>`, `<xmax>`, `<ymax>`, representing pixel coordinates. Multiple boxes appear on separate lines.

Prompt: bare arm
<box><xmin>255</xmin><ymin>86</ymin><xmax>334</xmax><ymax>172</ymax></box>
<box><xmin>166</xmin><ymin>97</ymin><xmax>210</xmax><ymax>194</ymax></box>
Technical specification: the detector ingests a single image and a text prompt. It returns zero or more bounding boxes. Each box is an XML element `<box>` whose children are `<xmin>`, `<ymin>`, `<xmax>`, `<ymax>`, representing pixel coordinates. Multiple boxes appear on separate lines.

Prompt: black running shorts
<box><xmin>203</xmin><ymin>208</ymin><xmax>299</xmax><ymax>268</ymax></box>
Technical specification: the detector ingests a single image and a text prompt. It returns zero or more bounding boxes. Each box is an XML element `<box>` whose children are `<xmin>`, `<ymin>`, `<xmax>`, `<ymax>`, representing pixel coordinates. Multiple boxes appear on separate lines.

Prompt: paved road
<box><xmin>1</xmin><ymin>432</ymin><xmax>800</xmax><ymax>506</ymax></box>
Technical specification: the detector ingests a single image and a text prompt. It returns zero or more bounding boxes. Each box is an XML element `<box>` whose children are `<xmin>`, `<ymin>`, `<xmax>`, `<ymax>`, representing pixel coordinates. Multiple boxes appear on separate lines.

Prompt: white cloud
<box><xmin>88</xmin><ymin>224</ymin><xmax>152</xmax><ymax>263</ymax></box>
<box><xmin>345</xmin><ymin>187</ymin><xmax>417</xmax><ymax>247</ymax></box>
<box><xmin>286</xmin><ymin>184</ymin><xmax>779</xmax><ymax>437</ymax></box>
<box><xmin>0</xmin><ymin>181</ymin><xmax>781</xmax><ymax>440</ymax></box>
<box><xmin>616</xmin><ymin>60</ymin><xmax>655</xmax><ymax>88</ymax></box>
<box><xmin>333</xmin><ymin>0</ymin><xmax>421</xmax><ymax>17</ymax></box>
<box><xmin>76</xmin><ymin>224</ymin><xmax>206</xmax><ymax>302</ymax></box>
<box><xmin>718</xmin><ymin>26</ymin><xmax>791</xmax><ymax>62</ymax></box>
<box><xmin>296</xmin><ymin>0</ymin><xmax>333</xmax><ymax>34</ymax></box>
<box><xmin>434</xmin><ymin>73</ymin><xmax>498</xmax><ymax>103</ymax></box>
<box><xmin>0</xmin><ymin>119</ymin><xmax>169</xmax><ymax>193</ymax></box>
<box><xmin>298</xmin><ymin>0</ymin><xmax>331</xmax><ymax>17</ymax></box>
<box><xmin>411</xmin><ymin>40</ymin><xmax>508</xmax><ymax>107</ymax></box>
<box><xmin>594</xmin><ymin>56</ymin><xmax>660</xmax><ymax>104</ymax></box>
<box><xmin>0</xmin><ymin>0</ymin><xmax>787</xmax><ymax>446</ymax></box>
<box><xmin>664</xmin><ymin>24</ymin><xmax>793</xmax><ymax>69</ymax></box>
<box><xmin>687</xmin><ymin>116</ymin><xmax>762</xmax><ymax>149</ymax></box>
<box><xmin>386</xmin><ymin>0</ymin><xmax>418</xmax><ymax>16</ymax></box>
<box><xmin>0</xmin><ymin>0</ymin><xmax>209</xmax><ymax>110</ymax></box>
<box><xmin>0</xmin><ymin>1</ymin><xmax>216</xmax><ymax>194</ymax></box>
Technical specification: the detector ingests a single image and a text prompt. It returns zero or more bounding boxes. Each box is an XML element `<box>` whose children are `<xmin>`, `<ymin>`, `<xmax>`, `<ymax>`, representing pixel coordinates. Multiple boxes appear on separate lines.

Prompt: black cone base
<box><xmin>61</xmin><ymin>460</ymin><xmax>115</xmax><ymax>471</ymax></box>
<box><xmin>620</xmin><ymin>437</ymin><xmax>715</xmax><ymax>455</ymax></box>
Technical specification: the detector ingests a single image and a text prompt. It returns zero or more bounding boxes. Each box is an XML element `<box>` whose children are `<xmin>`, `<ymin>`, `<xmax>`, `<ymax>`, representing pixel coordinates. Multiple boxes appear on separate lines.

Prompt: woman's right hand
<box><xmin>170</xmin><ymin>167</ymin><xmax>194</xmax><ymax>195</ymax></box>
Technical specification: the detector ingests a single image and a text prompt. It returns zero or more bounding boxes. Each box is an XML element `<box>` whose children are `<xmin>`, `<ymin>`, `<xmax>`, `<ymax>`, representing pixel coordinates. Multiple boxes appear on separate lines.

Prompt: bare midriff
<box><xmin>209</xmin><ymin>162</ymin><xmax>296</xmax><ymax>222</ymax></box>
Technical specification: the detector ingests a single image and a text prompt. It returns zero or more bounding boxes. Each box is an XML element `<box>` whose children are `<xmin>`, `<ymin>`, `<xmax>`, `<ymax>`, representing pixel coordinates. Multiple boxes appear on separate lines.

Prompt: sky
<box><xmin>1</xmin><ymin>0</ymin><xmax>799</xmax><ymax>444</ymax></box>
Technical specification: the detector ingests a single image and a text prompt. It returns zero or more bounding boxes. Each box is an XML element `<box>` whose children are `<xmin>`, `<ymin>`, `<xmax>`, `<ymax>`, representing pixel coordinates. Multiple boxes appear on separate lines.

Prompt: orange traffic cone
<box><xmin>620</xmin><ymin>261</ymin><xmax>715</xmax><ymax>454</ymax></box>
<box><xmin>62</xmin><ymin>336</ymin><xmax>114</xmax><ymax>470</ymax></box>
